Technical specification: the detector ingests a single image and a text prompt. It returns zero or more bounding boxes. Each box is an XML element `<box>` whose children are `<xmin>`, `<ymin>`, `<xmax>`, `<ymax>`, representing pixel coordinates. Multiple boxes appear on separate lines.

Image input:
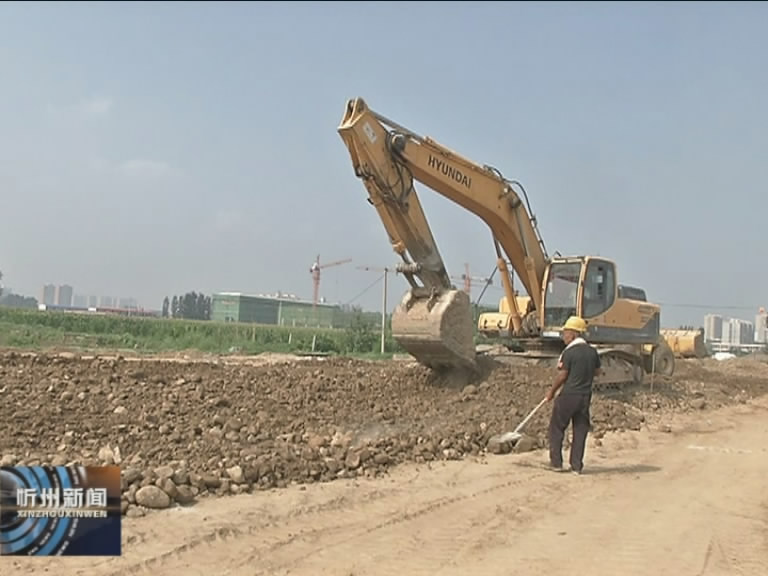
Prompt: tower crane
<box><xmin>309</xmin><ymin>254</ymin><xmax>352</xmax><ymax>308</ymax></box>
<box><xmin>449</xmin><ymin>262</ymin><xmax>496</xmax><ymax>299</ymax></box>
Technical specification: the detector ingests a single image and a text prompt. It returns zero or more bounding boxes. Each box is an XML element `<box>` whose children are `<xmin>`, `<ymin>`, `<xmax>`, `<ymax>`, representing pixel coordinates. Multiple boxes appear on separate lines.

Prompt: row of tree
<box><xmin>162</xmin><ymin>292</ymin><xmax>212</xmax><ymax>320</ymax></box>
<box><xmin>0</xmin><ymin>270</ymin><xmax>38</xmax><ymax>309</ymax></box>
<box><xmin>0</xmin><ymin>292</ymin><xmax>38</xmax><ymax>309</ymax></box>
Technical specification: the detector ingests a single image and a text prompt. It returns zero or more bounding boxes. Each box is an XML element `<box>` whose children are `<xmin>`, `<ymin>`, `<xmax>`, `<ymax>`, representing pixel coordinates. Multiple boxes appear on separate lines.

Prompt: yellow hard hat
<box><xmin>563</xmin><ymin>316</ymin><xmax>587</xmax><ymax>333</ymax></box>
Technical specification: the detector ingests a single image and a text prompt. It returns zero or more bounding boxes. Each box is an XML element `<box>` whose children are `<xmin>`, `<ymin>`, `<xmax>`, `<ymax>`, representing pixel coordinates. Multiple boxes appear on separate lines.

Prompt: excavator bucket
<box><xmin>660</xmin><ymin>329</ymin><xmax>707</xmax><ymax>359</ymax></box>
<box><xmin>390</xmin><ymin>288</ymin><xmax>477</xmax><ymax>373</ymax></box>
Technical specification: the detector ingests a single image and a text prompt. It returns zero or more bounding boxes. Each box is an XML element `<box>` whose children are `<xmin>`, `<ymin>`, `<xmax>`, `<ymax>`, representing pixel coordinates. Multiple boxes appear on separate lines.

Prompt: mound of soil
<box><xmin>0</xmin><ymin>350</ymin><xmax>765</xmax><ymax>516</ymax></box>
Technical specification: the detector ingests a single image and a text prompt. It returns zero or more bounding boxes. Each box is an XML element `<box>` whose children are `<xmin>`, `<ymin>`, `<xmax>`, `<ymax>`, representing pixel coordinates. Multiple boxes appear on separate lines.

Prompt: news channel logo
<box><xmin>0</xmin><ymin>465</ymin><xmax>122</xmax><ymax>556</ymax></box>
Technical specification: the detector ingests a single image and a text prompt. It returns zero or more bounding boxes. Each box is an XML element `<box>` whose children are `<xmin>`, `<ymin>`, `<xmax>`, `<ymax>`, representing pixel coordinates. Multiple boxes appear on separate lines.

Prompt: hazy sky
<box><xmin>1</xmin><ymin>1</ymin><xmax>766</xmax><ymax>327</ymax></box>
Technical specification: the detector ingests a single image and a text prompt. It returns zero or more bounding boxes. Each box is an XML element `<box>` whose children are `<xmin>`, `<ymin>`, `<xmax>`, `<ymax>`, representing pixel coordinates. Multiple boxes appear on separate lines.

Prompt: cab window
<box><xmin>582</xmin><ymin>260</ymin><xmax>615</xmax><ymax>318</ymax></box>
<box><xmin>543</xmin><ymin>262</ymin><xmax>581</xmax><ymax>328</ymax></box>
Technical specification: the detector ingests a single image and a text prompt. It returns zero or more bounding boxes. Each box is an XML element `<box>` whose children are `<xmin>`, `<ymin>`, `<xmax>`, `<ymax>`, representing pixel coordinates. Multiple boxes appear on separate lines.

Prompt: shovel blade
<box><xmin>498</xmin><ymin>431</ymin><xmax>522</xmax><ymax>444</ymax></box>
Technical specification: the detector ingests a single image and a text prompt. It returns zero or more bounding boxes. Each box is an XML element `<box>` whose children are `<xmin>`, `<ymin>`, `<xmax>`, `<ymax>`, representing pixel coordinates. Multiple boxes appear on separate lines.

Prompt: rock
<box><xmin>345</xmin><ymin>451</ymin><xmax>361</xmax><ymax>470</ymax></box>
<box><xmin>307</xmin><ymin>434</ymin><xmax>326</xmax><ymax>449</ymax></box>
<box><xmin>330</xmin><ymin>431</ymin><xmax>351</xmax><ymax>448</ymax></box>
<box><xmin>126</xmin><ymin>506</ymin><xmax>145</xmax><ymax>518</ymax></box>
<box><xmin>0</xmin><ymin>454</ymin><xmax>17</xmax><ymax>466</ymax></box>
<box><xmin>373</xmin><ymin>452</ymin><xmax>391</xmax><ymax>465</ymax></box>
<box><xmin>225</xmin><ymin>418</ymin><xmax>244</xmax><ymax>432</ymax></box>
<box><xmin>218</xmin><ymin>479</ymin><xmax>231</xmax><ymax>495</ymax></box>
<box><xmin>226</xmin><ymin>465</ymin><xmax>244</xmax><ymax>484</ymax></box>
<box><xmin>512</xmin><ymin>435</ymin><xmax>537</xmax><ymax>453</ymax></box>
<box><xmin>135</xmin><ymin>485</ymin><xmax>172</xmax><ymax>509</ymax></box>
<box><xmin>690</xmin><ymin>397</ymin><xmax>706</xmax><ymax>410</ymax></box>
<box><xmin>487</xmin><ymin>436</ymin><xmax>512</xmax><ymax>455</ymax></box>
<box><xmin>202</xmin><ymin>474</ymin><xmax>221</xmax><ymax>488</ymax></box>
<box><xmin>154</xmin><ymin>465</ymin><xmax>175</xmax><ymax>480</ymax></box>
<box><xmin>123</xmin><ymin>468</ymin><xmax>142</xmax><ymax>485</ymax></box>
<box><xmin>175</xmin><ymin>485</ymin><xmax>196</xmax><ymax>504</ymax></box>
<box><xmin>442</xmin><ymin>448</ymin><xmax>460</xmax><ymax>460</ymax></box>
<box><xmin>173</xmin><ymin>470</ymin><xmax>190</xmax><ymax>485</ymax></box>
<box><xmin>160</xmin><ymin>478</ymin><xmax>178</xmax><ymax>499</ymax></box>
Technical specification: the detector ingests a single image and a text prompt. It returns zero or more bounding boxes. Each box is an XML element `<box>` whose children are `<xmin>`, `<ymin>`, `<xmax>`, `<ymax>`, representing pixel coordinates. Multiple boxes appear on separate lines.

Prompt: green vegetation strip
<box><xmin>0</xmin><ymin>308</ymin><xmax>401</xmax><ymax>356</ymax></box>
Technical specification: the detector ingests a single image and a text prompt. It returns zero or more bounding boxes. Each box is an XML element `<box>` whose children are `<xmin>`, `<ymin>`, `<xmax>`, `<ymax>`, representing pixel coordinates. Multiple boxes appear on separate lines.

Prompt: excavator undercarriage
<box><xmin>482</xmin><ymin>342</ymin><xmax>658</xmax><ymax>393</ymax></box>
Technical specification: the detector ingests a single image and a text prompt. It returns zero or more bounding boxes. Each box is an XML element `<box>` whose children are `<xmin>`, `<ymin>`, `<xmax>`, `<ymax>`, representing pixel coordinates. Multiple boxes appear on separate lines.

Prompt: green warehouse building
<box><xmin>211</xmin><ymin>292</ymin><xmax>344</xmax><ymax>329</ymax></box>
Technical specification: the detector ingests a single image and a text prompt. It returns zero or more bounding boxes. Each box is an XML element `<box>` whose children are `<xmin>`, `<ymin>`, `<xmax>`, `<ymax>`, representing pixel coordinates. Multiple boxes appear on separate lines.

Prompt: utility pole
<box><xmin>380</xmin><ymin>267</ymin><xmax>388</xmax><ymax>354</ymax></box>
<box><xmin>357</xmin><ymin>265</ymin><xmax>391</xmax><ymax>355</ymax></box>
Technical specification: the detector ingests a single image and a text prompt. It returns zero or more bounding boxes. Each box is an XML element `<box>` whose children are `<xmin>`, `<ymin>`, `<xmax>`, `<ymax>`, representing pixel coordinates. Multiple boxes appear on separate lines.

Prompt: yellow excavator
<box><xmin>337</xmin><ymin>97</ymin><xmax>675</xmax><ymax>387</ymax></box>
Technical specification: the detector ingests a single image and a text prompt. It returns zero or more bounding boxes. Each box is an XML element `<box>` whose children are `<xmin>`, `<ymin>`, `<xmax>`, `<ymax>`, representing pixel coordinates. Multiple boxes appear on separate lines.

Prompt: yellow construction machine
<box><xmin>660</xmin><ymin>328</ymin><xmax>707</xmax><ymax>359</ymax></box>
<box><xmin>337</xmin><ymin>97</ymin><xmax>675</xmax><ymax>387</ymax></box>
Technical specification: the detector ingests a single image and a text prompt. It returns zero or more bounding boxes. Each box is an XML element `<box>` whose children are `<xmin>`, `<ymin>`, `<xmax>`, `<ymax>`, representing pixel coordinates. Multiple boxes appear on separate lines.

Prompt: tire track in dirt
<box><xmin>158</xmin><ymin>465</ymin><xmax>478</xmax><ymax>575</ymax></box>
<box><xmin>692</xmin><ymin>498</ymin><xmax>768</xmax><ymax>574</ymax></box>
<box><xmin>139</xmin><ymin>465</ymin><xmax>555</xmax><ymax>576</ymax></box>
<box><xmin>98</xmin><ymin>486</ymin><xmax>415</xmax><ymax>576</ymax></box>
<box><xmin>462</xmin><ymin>400</ymin><xmax>768</xmax><ymax>576</ymax></box>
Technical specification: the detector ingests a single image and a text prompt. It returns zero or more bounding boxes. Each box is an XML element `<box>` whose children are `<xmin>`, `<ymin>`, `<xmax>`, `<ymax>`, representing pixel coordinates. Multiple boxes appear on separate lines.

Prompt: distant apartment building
<box><xmin>118</xmin><ymin>297</ymin><xmax>138</xmax><ymax>309</ymax></box>
<box><xmin>722</xmin><ymin>318</ymin><xmax>754</xmax><ymax>346</ymax></box>
<box><xmin>88</xmin><ymin>295</ymin><xmax>99</xmax><ymax>307</ymax></box>
<box><xmin>703</xmin><ymin>314</ymin><xmax>723</xmax><ymax>343</ymax></box>
<box><xmin>755</xmin><ymin>310</ymin><xmax>768</xmax><ymax>345</ymax></box>
<box><xmin>55</xmin><ymin>284</ymin><xmax>73</xmax><ymax>307</ymax></box>
<box><xmin>73</xmin><ymin>294</ymin><xmax>88</xmax><ymax>308</ymax></box>
<box><xmin>100</xmin><ymin>296</ymin><xmax>114</xmax><ymax>308</ymax></box>
<box><xmin>41</xmin><ymin>284</ymin><xmax>56</xmax><ymax>306</ymax></box>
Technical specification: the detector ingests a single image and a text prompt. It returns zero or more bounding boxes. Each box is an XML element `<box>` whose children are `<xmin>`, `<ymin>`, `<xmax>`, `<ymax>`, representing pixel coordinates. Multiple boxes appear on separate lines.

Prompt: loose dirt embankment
<box><xmin>0</xmin><ymin>350</ymin><xmax>766</xmax><ymax>516</ymax></box>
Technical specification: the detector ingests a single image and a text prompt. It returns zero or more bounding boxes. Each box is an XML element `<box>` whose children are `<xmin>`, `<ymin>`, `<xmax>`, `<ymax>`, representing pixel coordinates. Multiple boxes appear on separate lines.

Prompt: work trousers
<box><xmin>549</xmin><ymin>392</ymin><xmax>591</xmax><ymax>472</ymax></box>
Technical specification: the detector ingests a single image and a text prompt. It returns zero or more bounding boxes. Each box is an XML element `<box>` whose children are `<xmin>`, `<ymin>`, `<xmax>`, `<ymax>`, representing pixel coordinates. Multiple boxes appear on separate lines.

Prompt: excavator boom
<box><xmin>338</xmin><ymin>97</ymin><xmax>550</xmax><ymax>372</ymax></box>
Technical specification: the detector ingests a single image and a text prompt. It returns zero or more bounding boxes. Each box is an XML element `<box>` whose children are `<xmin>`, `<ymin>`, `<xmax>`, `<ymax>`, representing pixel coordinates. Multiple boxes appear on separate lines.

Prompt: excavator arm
<box><xmin>338</xmin><ymin>97</ymin><xmax>550</xmax><ymax>371</ymax></box>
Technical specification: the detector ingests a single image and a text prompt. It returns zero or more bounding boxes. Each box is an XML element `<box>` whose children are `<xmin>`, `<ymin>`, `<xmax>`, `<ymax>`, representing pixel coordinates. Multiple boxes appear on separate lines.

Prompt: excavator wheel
<box><xmin>390</xmin><ymin>288</ymin><xmax>477</xmax><ymax>374</ymax></box>
<box><xmin>647</xmin><ymin>341</ymin><xmax>675</xmax><ymax>377</ymax></box>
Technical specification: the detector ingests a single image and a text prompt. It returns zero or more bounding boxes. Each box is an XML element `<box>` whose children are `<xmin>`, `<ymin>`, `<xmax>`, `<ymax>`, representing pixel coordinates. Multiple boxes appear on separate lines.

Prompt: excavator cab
<box><xmin>540</xmin><ymin>259</ymin><xmax>582</xmax><ymax>336</ymax></box>
<box><xmin>541</xmin><ymin>257</ymin><xmax>617</xmax><ymax>339</ymax></box>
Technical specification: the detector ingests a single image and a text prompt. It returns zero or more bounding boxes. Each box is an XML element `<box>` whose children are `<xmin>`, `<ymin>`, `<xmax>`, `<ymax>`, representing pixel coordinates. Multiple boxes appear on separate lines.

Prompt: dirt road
<box><xmin>4</xmin><ymin>394</ymin><xmax>766</xmax><ymax>576</ymax></box>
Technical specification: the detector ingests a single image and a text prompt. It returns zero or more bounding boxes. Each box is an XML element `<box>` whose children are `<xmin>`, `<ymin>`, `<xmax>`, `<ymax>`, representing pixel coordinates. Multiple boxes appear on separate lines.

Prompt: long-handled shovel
<box><xmin>491</xmin><ymin>397</ymin><xmax>548</xmax><ymax>445</ymax></box>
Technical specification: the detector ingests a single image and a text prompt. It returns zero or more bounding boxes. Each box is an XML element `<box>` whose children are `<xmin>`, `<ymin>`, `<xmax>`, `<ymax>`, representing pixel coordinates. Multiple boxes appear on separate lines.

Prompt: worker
<box><xmin>545</xmin><ymin>315</ymin><xmax>601</xmax><ymax>474</ymax></box>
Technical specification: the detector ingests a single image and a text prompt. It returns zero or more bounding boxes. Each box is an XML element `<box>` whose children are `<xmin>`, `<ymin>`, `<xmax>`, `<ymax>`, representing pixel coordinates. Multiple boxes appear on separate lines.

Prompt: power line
<box><xmin>346</xmin><ymin>273</ymin><xmax>384</xmax><ymax>305</ymax></box>
<box><xmin>658</xmin><ymin>303</ymin><xmax>763</xmax><ymax>311</ymax></box>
